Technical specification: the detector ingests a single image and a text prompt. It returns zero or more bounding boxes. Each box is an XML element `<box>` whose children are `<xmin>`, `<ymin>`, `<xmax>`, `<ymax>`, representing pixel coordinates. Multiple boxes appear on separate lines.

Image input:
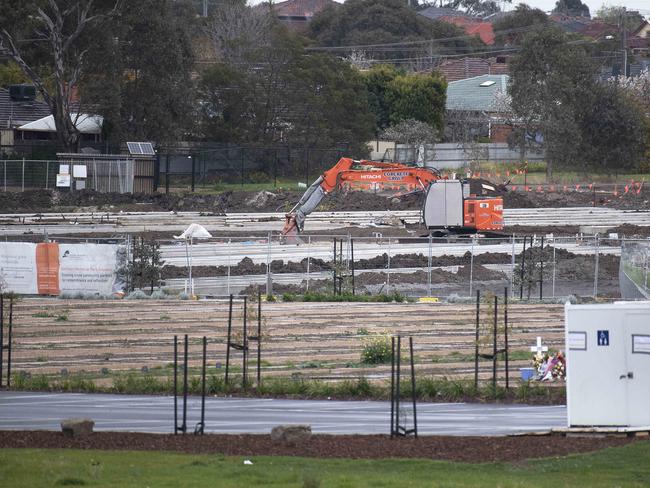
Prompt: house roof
<box><xmin>550</xmin><ymin>15</ymin><xmax>617</xmax><ymax>39</ymax></box>
<box><xmin>0</xmin><ymin>88</ymin><xmax>51</xmax><ymax>130</ymax></box>
<box><xmin>272</xmin><ymin>0</ymin><xmax>337</xmax><ymax>19</ymax></box>
<box><xmin>18</xmin><ymin>113</ymin><xmax>103</xmax><ymax>134</ymax></box>
<box><xmin>439</xmin><ymin>16</ymin><xmax>495</xmax><ymax>45</ymax></box>
<box><xmin>417</xmin><ymin>7</ymin><xmax>472</xmax><ymax>20</ymax></box>
<box><xmin>437</xmin><ymin>56</ymin><xmax>509</xmax><ymax>82</ymax></box>
<box><xmin>446</xmin><ymin>74</ymin><xmax>509</xmax><ymax>112</ymax></box>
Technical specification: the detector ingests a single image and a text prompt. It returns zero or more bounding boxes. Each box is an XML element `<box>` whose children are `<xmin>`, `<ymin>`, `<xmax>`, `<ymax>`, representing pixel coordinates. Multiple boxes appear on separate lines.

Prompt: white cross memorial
<box><xmin>530</xmin><ymin>337</ymin><xmax>548</xmax><ymax>355</ymax></box>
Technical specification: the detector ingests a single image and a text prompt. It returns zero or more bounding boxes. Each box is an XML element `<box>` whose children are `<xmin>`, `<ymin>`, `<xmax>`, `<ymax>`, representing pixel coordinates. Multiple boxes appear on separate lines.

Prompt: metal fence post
<box><xmin>306</xmin><ymin>235</ymin><xmax>311</xmax><ymax>292</ymax></box>
<box><xmin>386</xmin><ymin>237</ymin><xmax>391</xmax><ymax>294</ymax></box>
<box><xmin>3</xmin><ymin>159</ymin><xmax>6</xmax><ymax>192</ymax></box>
<box><xmin>427</xmin><ymin>234</ymin><xmax>432</xmax><ymax>297</ymax></box>
<box><xmin>593</xmin><ymin>234</ymin><xmax>600</xmax><ymax>297</ymax></box>
<box><xmin>510</xmin><ymin>235</ymin><xmax>516</xmax><ymax>298</ymax></box>
<box><xmin>45</xmin><ymin>161</ymin><xmax>49</xmax><ymax>189</ymax></box>
<box><xmin>22</xmin><ymin>158</ymin><xmax>25</xmax><ymax>192</ymax></box>
<box><xmin>552</xmin><ymin>239</ymin><xmax>556</xmax><ymax>298</ymax></box>
<box><xmin>469</xmin><ymin>236</ymin><xmax>475</xmax><ymax>297</ymax></box>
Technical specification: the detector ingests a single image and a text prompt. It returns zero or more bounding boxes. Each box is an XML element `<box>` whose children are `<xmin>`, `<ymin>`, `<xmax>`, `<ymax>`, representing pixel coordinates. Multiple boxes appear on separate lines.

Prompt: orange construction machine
<box><xmin>281</xmin><ymin>158</ymin><xmax>504</xmax><ymax>238</ymax></box>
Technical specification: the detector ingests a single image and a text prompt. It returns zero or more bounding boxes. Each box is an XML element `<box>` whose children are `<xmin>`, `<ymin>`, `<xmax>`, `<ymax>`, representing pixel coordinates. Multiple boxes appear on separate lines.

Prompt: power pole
<box><xmin>203</xmin><ymin>0</ymin><xmax>208</xmax><ymax>17</ymax></box>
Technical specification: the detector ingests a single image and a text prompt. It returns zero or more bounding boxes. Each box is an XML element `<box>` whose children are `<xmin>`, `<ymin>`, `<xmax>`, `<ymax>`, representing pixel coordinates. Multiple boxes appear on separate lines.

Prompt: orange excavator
<box><xmin>281</xmin><ymin>157</ymin><xmax>504</xmax><ymax>238</ymax></box>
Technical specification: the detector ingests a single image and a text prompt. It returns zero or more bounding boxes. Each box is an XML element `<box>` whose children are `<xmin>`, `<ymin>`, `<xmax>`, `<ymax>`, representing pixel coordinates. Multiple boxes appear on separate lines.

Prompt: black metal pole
<box><xmin>0</xmin><ymin>294</ymin><xmax>4</xmax><ymax>388</ymax></box>
<box><xmin>182</xmin><ymin>334</ymin><xmax>188</xmax><ymax>433</ymax></box>
<box><xmin>199</xmin><ymin>336</ymin><xmax>206</xmax><ymax>435</ymax></box>
<box><xmin>390</xmin><ymin>336</ymin><xmax>395</xmax><ymax>437</ymax></box>
<box><xmin>165</xmin><ymin>153</ymin><xmax>170</xmax><ymax>194</ymax></box>
<box><xmin>520</xmin><ymin>236</ymin><xmax>527</xmax><ymax>300</ymax></box>
<box><xmin>539</xmin><ymin>236</ymin><xmax>544</xmax><ymax>300</ymax></box>
<box><xmin>241</xmin><ymin>149</ymin><xmax>245</xmax><ymax>188</ymax></box>
<box><xmin>474</xmin><ymin>290</ymin><xmax>480</xmax><ymax>389</ymax></box>
<box><xmin>173</xmin><ymin>335</ymin><xmax>178</xmax><ymax>434</ymax></box>
<box><xmin>339</xmin><ymin>238</ymin><xmax>344</xmax><ymax>295</ymax></box>
<box><xmin>409</xmin><ymin>337</ymin><xmax>418</xmax><ymax>438</ymax></box>
<box><xmin>395</xmin><ymin>336</ymin><xmax>402</xmax><ymax>434</ymax></box>
<box><xmin>504</xmin><ymin>288</ymin><xmax>509</xmax><ymax>390</ymax></box>
<box><xmin>243</xmin><ymin>296</ymin><xmax>248</xmax><ymax>389</ymax></box>
<box><xmin>492</xmin><ymin>296</ymin><xmax>497</xmax><ymax>393</ymax></box>
<box><xmin>225</xmin><ymin>294</ymin><xmax>233</xmax><ymax>385</ymax></box>
<box><xmin>332</xmin><ymin>239</ymin><xmax>337</xmax><ymax>295</ymax></box>
<box><xmin>7</xmin><ymin>299</ymin><xmax>12</xmax><ymax>388</ymax></box>
<box><xmin>191</xmin><ymin>155</ymin><xmax>195</xmax><ymax>193</ymax></box>
<box><xmin>257</xmin><ymin>288</ymin><xmax>262</xmax><ymax>386</ymax></box>
<box><xmin>351</xmin><ymin>238</ymin><xmax>355</xmax><ymax>295</ymax></box>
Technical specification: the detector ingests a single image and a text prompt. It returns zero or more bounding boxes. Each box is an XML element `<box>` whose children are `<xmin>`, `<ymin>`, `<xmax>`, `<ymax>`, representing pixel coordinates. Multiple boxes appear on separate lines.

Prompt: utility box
<box><xmin>565</xmin><ymin>302</ymin><xmax>650</xmax><ymax>427</ymax></box>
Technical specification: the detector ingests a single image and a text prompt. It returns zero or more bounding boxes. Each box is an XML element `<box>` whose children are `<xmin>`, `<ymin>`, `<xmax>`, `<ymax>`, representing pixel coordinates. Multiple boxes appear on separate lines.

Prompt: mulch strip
<box><xmin>0</xmin><ymin>431</ymin><xmax>641</xmax><ymax>463</ymax></box>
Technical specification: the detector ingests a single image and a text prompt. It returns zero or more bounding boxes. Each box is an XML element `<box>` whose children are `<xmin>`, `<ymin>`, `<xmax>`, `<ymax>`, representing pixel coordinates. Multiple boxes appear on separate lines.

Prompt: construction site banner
<box><xmin>0</xmin><ymin>242</ymin><xmax>122</xmax><ymax>295</ymax></box>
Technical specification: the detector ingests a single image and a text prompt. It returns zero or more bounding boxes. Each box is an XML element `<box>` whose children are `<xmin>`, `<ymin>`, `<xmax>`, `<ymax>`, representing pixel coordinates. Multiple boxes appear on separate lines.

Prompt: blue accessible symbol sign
<box><xmin>597</xmin><ymin>330</ymin><xmax>610</xmax><ymax>346</ymax></box>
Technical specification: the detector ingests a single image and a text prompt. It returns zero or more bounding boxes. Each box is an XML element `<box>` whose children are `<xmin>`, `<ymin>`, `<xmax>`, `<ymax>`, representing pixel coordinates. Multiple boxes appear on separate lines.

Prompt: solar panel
<box><xmin>127</xmin><ymin>142</ymin><xmax>155</xmax><ymax>156</ymax></box>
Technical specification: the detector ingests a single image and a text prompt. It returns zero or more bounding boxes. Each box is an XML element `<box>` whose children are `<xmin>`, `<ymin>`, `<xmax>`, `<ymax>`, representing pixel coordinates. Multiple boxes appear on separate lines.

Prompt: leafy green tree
<box><xmin>595</xmin><ymin>6</ymin><xmax>645</xmax><ymax>32</ymax></box>
<box><xmin>552</xmin><ymin>0</ymin><xmax>590</xmax><ymax>18</ymax></box>
<box><xmin>0</xmin><ymin>61</ymin><xmax>30</xmax><ymax>88</ymax></box>
<box><xmin>308</xmin><ymin>0</ymin><xmax>479</xmax><ymax>63</ymax></box>
<box><xmin>0</xmin><ymin>0</ymin><xmax>121</xmax><ymax>151</ymax></box>
<box><xmin>81</xmin><ymin>0</ymin><xmax>196</xmax><ymax>146</ymax></box>
<box><xmin>386</xmin><ymin>72</ymin><xmax>447</xmax><ymax>131</ymax></box>
<box><xmin>493</xmin><ymin>4</ymin><xmax>548</xmax><ymax>45</ymax></box>
<box><xmin>509</xmin><ymin>26</ymin><xmax>646</xmax><ymax>176</ymax></box>
<box><xmin>198</xmin><ymin>29</ymin><xmax>374</xmax><ymax>157</ymax></box>
<box><xmin>362</xmin><ymin>64</ymin><xmax>400</xmax><ymax>132</ymax></box>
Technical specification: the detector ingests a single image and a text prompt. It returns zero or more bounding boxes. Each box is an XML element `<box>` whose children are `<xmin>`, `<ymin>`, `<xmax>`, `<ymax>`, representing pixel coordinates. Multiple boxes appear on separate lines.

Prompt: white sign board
<box><xmin>0</xmin><ymin>242</ymin><xmax>38</xmax><ymax>294</ymax></box>
<box><xmin>73</xmin><ymin>165</ymin><xmax>87</xmax><ymax>178</ymax></box>
<box><xmin>56</xmin><ymin>174</ymin><xmax>71</xmax><ymax>187</ymax></box>
<box><xmin>59</xmin><ymin>164</ymin><xmax>70</xmax><ymax>175</ymax></box>
<box><xmin>0</xmin><ymin>242</ymin><xmax>123</xmax><ymax>296</ymax></box>
<box><xmin>58</xmin><ymin>243</ymin><xmax>120</xmax><ymax>295</ymax></box>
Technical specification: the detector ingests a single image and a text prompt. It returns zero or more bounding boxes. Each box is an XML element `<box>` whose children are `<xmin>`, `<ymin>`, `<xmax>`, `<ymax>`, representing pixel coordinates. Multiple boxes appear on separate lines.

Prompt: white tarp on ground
<box><xmin>0</xmin><ymin>242</ymin><xmax>121</xmax><ymax>295</ymax></box>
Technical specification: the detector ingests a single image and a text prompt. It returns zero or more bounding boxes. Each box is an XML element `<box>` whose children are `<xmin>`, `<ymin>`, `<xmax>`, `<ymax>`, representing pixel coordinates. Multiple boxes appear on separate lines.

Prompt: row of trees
<box><xmin>0</xmin><ymin>0</ymin><xmax>648</xmax><ymax>174</ymax></box>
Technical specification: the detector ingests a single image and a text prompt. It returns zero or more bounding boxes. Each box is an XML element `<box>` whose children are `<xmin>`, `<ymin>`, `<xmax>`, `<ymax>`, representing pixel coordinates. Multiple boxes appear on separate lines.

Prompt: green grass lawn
<box><xmin>1</xmin><ymin>442</ymin><xmax>649</xmax><ymax>487</ymax></box>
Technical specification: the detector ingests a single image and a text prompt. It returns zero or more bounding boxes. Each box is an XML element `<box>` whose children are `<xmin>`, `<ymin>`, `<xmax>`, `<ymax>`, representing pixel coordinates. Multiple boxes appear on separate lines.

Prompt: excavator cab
<box><xmin>423</xmin><ymin>180</ymin><xmax>503</xmax><ymax>233</ymax></box>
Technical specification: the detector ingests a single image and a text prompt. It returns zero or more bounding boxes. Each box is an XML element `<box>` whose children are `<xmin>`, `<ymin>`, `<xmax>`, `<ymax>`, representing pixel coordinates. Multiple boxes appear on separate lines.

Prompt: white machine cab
<box><xmin>565</xmin><ymin>301</ymin><xmax>650</xmax><ymax>428</ymax></box>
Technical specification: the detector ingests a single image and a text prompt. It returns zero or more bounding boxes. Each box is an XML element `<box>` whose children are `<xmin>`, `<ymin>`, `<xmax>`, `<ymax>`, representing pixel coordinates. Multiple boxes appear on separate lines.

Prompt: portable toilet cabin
<box><xmin>565</xmin><ymin>301</ymin><xmax>650</xmax><ymax>428</ymax></box>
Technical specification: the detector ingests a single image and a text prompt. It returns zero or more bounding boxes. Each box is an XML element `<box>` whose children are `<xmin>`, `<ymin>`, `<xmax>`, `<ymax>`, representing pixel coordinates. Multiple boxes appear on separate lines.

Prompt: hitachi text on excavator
<box><xmin>281</xmin><ymin>157</ymin><xmax>504</xmax><ymax>239</ymax></box>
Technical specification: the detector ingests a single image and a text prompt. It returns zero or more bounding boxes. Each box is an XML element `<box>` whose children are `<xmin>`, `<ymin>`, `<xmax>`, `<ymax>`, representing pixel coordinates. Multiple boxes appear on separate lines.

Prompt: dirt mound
<box><xmin>0</xmin><ymin>431</ymin><xmax>637</xmax><ymax>463</ymax></box>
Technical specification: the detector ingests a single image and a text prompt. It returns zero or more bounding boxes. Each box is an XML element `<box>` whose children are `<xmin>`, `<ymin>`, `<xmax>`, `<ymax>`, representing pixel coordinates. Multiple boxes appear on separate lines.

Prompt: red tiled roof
<box><xmin>272</xmin><ymin>0</ymin><xmax>338</xmax><ymax>18</ymax></box>
<box><xmin>439</xmin><ymin>16</ymin><xmax>495</xmax><ymax>45</ymax></box>
<box><xmin>436</xmin><ymin>57</ymin><xmax>509</xmax><ymax>82</ymax></box>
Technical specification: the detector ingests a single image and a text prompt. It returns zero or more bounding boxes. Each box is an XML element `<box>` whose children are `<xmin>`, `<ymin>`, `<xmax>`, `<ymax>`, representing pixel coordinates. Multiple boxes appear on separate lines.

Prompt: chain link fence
<box><xmin>1</xmin><ymin>158</ymin><xmax>136</xmax><ymax>193</ymax></box>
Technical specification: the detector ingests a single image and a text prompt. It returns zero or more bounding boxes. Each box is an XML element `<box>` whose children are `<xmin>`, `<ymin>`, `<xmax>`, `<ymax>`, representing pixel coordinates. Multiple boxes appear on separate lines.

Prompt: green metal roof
<box><xmin>445</xmin><ymin>74</ymin><xmax>509</xmax><ymax>112</ymax></box>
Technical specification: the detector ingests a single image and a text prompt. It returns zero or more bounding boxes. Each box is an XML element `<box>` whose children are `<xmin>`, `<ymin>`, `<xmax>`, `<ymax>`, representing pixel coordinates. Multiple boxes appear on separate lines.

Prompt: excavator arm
<box><xmin>281</xmin><ymin>157</ymin><xmax>440</xmax><ymax>237</ymax></box>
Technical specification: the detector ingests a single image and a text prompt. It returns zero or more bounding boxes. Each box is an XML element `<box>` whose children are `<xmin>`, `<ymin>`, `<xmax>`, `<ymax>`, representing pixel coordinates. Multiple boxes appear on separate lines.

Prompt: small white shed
<box><xmin>565</xmin><ymin>302</ymin><xmax>650</xmax><ymax>428</ymax></box>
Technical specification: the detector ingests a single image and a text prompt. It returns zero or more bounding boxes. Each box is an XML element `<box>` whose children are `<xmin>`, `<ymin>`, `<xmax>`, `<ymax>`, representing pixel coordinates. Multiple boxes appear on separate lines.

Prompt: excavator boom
<box><xmin>282</xmin><ymin>157</ymin><xmax>440</xmax><ymax>237</ymax></box>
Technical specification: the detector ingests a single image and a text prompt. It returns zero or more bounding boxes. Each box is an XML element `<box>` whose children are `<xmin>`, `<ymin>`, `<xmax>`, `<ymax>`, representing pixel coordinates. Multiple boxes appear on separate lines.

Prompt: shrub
<box><xmin>126</xmin><ymin>289</ymin><xmax>150</xmax><ymax>300</ymax></box>
<box><xmin>361</xmin><ymin>336</ymin><xmax>392</xmax><ymax>364</ymax></box>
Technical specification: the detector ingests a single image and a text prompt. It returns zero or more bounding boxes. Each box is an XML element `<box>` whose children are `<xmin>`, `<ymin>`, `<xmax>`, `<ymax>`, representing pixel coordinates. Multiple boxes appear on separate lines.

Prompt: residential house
<box><xmin>271</xmin><ymin>0</ymin><xmax>338</xmax><ymax>32</ymax></box>
<box><xmin>417</xmin><ymin>7</ymin><xmax>495</xmax><ymax>45</ymax></box>
<box><xmin>436</xmin><ymin>56</ymin><xmax>509</xmax><ymax>82</ymax></box>
<box><xmin>0</xmin><ymin>86</ymin><xmax>51</xmax><ymax>153</ymax></box>
<box><xmin>444</xmin><ymin>74</ymin><xmax>510</xmax><ymax>142</ymax></box>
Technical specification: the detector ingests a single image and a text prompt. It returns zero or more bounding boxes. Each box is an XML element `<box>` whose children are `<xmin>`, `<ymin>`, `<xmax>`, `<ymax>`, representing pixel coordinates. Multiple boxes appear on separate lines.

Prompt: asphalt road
<box><xmin>0</xmin><ymin>392</ymin><xmax>566</xmax><ymax>436</ymax></box>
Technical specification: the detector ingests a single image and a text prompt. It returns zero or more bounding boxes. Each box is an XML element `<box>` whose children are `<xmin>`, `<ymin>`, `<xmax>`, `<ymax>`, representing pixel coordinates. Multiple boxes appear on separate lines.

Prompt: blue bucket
<box><xmin>520</xmin><ymin>368</ymin><xmax>535</xmax><ymax>381</ymax></box>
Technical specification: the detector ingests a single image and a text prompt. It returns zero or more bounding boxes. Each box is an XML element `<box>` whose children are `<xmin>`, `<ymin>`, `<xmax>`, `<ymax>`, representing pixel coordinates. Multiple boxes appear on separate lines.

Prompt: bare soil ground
<box><xmin>11</xmin><ymin>299</ymin><xmax>564</xmax><ymax>384</ymax></box>
<box><xmin>2</xmin><ymin>185</ymin><xmax>649</xmax><ymax>214</ymax></box>
<box><xmin>0</xmin><ymin>431</ymin><xmax>639</xmax><ymax>462</ymax></box>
